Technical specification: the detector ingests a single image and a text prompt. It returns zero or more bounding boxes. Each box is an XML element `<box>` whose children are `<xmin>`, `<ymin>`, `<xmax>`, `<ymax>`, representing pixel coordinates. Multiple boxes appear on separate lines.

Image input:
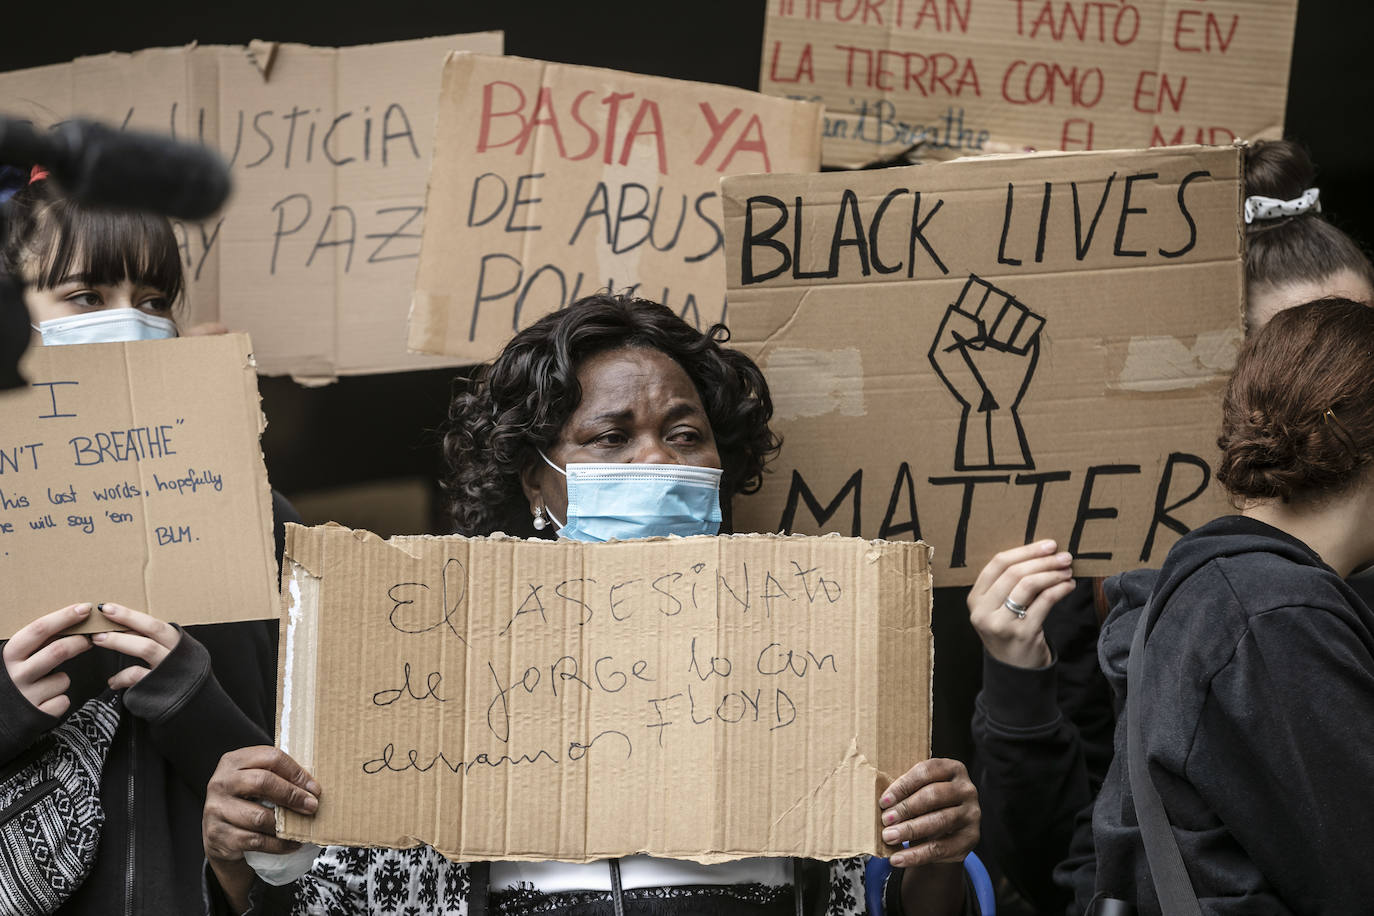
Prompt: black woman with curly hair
<box><xmin>441</xmin><ymin>291</ymin><xmax>779</xmax><ymax>539</ymax></box>
<box><xmin>202</xmin><ymin>294</ymin><xmax>983</xmax><ymax>916</ymax></box>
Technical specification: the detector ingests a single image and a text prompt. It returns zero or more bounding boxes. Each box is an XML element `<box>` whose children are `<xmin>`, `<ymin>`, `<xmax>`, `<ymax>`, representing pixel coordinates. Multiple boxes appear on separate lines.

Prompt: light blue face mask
<box><xmin>33</xmin><ymin>309</ymin><xmax>178</xmax><ymax>346</ymax></box>
<box><xmin>540</xmin><ymin>452</ymin><xmax>723</xmax><ymax>542</ymax></box>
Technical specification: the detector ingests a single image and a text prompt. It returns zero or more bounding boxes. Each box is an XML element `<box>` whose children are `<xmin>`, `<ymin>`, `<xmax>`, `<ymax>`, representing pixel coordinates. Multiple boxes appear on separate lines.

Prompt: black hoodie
<box><xmin>969</xmin><ymin>579</ymin><xmax>1115</xmax><ymax>913</ymax></box>
<box><xmin>1060</xmin><ymin>515</ymin><xmax>1374</xmax><ymax>915</ymax></box>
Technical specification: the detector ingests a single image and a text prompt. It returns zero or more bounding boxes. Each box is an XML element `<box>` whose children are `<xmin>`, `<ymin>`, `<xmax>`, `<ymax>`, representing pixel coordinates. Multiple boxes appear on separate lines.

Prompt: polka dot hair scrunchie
<box><xmin>1244</xmin><ymin>188</ymin><xmax>1320</xmax><ymax>224</ymax></box>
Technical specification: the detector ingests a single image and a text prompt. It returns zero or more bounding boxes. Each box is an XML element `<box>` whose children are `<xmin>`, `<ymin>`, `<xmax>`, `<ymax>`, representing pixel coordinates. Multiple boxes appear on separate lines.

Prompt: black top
<box><xmin>1062</xmin><ymin>515</ymin><xmax>1374</xmax><ymax>915</ymax></box>
<box><xmin>968</xmin><ymin>579</ymin><xmax>1114</xmax><ymax>914</ymax></box>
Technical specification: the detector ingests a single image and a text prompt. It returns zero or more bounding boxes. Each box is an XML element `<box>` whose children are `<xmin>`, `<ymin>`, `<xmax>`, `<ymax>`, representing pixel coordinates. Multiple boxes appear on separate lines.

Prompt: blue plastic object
<box><xmin>864</xmin><ymin>856</ymin><xmax>889</xmax><ymax>915</ymax></box>
<box><xmin>863</xmin><ymin>852</ymin><xmax>996</xmax><ymax>915</ymax></box>
<box><xmin>966</xmin><ymin>851</ymin><xmax>996</xmax><ymax>916</ymax></box>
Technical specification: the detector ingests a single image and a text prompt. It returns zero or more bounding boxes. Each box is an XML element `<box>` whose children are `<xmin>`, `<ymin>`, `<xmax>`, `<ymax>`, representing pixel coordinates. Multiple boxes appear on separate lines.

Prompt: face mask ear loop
<box><xmin>536</xmin><ymin>450</ymin><xmax>567</xmax><ymax>531</ymax></box>
<box><xmin>539</xmin><ymin>449</ymin><xmax>568</xmax><ymax>477</ymax></box>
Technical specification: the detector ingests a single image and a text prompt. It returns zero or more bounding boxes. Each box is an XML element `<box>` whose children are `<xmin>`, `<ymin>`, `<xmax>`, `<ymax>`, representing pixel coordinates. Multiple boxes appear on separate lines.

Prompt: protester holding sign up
<box><xmin>965</xmin><ymin>140</ymin><xmax>1374</xmax><ymax>914</ymax></box>
<box><xmin>0</xmin><ymin>175</ymin><xmax>290</xmax><ymax>915</ymax></box>
<box><xmin>202</xmin><ymin>294</ymin><xmax>983</xmax><ymax>916</ymax></box>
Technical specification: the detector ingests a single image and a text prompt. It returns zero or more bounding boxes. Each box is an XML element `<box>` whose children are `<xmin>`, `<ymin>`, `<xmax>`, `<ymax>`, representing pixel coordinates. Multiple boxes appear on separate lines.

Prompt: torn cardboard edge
<box><xmin>245</xmin><ymin>39</ymin><xmax>278</xmax><ymax>80</ymax></box>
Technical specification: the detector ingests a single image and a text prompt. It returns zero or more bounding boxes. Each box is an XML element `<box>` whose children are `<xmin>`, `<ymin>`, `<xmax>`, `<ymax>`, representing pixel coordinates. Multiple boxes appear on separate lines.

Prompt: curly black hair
<box><xmin>442</xmin><ymin>293</ymin><xmax>780</xmax><ymax>536</ymax></box>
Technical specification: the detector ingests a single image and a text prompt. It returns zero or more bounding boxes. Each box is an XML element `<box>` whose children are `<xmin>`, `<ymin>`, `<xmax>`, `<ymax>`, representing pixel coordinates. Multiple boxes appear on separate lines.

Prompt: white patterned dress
<box><xmin>231</xmin><ymin>848</ymin><xmax>873</xmax><ymax>916</ymax></box>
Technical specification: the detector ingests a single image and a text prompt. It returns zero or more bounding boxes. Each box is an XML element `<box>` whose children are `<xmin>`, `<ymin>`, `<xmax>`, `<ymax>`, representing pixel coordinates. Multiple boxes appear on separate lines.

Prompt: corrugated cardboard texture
<box><xmin>0</xmin><ymin>33</ymin><xmax>503</xmax><ymax>380</ymax></box>
<box><xmin>722</xmin><ymin>145</ymin><xmax>1242</xmax><ymax>586</ymax></box>
<box><xmin>277</xmin><ymin>525</ymin><xmax>930</xmax><ymax>862</ymax></box>
<box><xmin>0</xmin><ymin>335</ymin><xmax>277</xmax><ymax>637</ymax></box>
<box><xmin>407</xmin><ymin>54</ymin><xmax>823</xmax><ymax>363</ymax></box>
<box><xmin>760</xmin><ymin>0</ymin><xmax>1296</xmax><ymax>167</ymax></box>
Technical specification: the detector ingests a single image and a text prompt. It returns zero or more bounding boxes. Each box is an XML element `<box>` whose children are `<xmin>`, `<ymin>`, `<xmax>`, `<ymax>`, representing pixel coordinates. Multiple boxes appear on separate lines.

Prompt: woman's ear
<box><xmin>519</xmin><ymin>458</ymin><xmax>544</xmax><ymax>516</ymax></box>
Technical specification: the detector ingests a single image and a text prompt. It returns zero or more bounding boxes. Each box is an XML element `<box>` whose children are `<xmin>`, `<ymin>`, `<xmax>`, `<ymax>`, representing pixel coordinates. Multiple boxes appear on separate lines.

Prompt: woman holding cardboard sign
<box><xmin>203</xmin><ymin>293</ymin><xmax>983</xmax><ymax>916</ymax></box>
<box><xmin>0</xmin><ymin>173</ymin><xmax>289</xmax><ymax>915</ymax></box>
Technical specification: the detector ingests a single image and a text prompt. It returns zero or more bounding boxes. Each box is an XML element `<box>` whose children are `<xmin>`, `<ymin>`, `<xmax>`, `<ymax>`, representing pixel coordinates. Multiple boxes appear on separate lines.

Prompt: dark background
<box><xmin>3</xmin><ymin>0</ymin><xmax>1369</xmax><ymax>765</ymax></box>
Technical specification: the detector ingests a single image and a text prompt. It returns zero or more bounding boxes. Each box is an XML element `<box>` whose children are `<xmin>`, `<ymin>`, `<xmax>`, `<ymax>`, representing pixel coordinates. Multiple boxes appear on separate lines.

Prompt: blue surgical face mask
<box><xmin>33</xmin><ymin>309</ymin><xmax>178</xmax><ymax>346</ymax></box>
<box><xmin>540</xmin><ymin>452</ymin><xmax>723</xmax><ymax>542</ymax></box>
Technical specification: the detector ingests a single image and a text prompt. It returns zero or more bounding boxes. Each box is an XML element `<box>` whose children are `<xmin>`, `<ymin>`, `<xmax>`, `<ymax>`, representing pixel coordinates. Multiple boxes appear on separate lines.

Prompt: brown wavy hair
<box><xmin>1218</xmin><ymin>297</ymin><xmax>1374</xmax><ymax>503</ymax></box>
<box><xmin>441</xmin><ymin>293</ymin><xmax>780</xmax><ymax>536</ymax></box>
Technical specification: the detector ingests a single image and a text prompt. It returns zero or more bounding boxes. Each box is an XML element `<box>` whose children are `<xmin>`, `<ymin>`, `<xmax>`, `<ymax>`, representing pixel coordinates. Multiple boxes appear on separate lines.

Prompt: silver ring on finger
<box><xmin>1003</xmin><ymin>596</ymin><xmax>1028</xmax><ymax>618</ymax></box>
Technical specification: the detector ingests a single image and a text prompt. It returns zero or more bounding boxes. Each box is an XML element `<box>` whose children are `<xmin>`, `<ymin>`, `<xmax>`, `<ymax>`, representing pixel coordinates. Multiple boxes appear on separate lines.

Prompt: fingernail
<box><xmin>306</xmin><ymin>780</ymin><xmax>321</xmax><ymax>796</ymax></box>
<box><xmin>879</xmin><ymin>793</ymin><xmax>893</xmax><ymax>806</ymax></box>
<box><xmin>303</xmin><ymin>796</ymin><xmax>319</xmax><ymax>813</ymax></box>
<box><xmin>92</xmin><ymin>632</ymin><xmax>107</xmax><ymax>643</ymax></box>
<box><xmin>76</xmin><ymin>603</ymin><xmax>91</xmax><ymax>616</ymax></box>
<box><xmin>1056</xmin><ymin>552</ymin><xmax>1072</xmax><ymax>562</ymax></box>
<box><xmin>882</xmin><ymin>810</ymin><xmax>896</xmax><ymax>825</ymax></box>
<box><xmin>98</xmin><ymin>603</ymin><xmax>113</xmax><ymax>615</ymax></box>
<box><xmin>881</xmin><ymin>826</ymin><xmax>899</xmax><ymax>843</ymax></box>
<box><xmin>1040</xmin><ymin>539</ymin><xmax>1056</xmax><ymax>550</ymax></box>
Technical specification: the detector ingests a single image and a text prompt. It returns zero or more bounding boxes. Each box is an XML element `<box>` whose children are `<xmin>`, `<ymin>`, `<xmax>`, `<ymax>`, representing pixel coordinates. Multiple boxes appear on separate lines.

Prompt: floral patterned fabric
<box><xmin>288</xmin><ymin>846</ymin><xmax>471</xmax><ymax>915</ymax></box>
<box><xmin>276</xmin><ymin>848</ymin><xmax>869</xmax><ymax>916</ymax></box>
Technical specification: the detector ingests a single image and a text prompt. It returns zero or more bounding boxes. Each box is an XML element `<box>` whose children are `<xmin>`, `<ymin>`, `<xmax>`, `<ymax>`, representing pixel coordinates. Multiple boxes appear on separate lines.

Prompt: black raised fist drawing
<box><xmin>928</xmin><ymin>275</ymin><xmax>1044</xmax><ymax>471</ymax></box>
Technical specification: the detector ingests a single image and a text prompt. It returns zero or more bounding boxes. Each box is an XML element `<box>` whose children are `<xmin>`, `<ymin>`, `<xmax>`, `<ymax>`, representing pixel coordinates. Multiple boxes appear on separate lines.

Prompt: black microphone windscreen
<box><xmin>48</xmin><ymin>119</ymin><xmax>232</xmax><ymax>222</ymax></box>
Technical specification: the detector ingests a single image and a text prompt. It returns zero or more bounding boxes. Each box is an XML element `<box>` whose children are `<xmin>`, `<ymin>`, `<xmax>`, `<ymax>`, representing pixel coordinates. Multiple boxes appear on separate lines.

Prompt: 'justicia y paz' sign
<box><xmin>0</xmin><ymin>335</ymin><xmax>278</xmax><ymax>637</ymax></box>
<box><xmin>722</xmin><ymin>145</ymin><xmax>1242</xmax><ymax>586</ymax></box>
<box><xmin>0</xmin><ymin>33</ymin><xmax>504</xmax><ymax>380</ymax></box>
<box><xmin>276</xmin><ymin>525</ymin><xmax>929</xmax><ymax>861</ymax></box>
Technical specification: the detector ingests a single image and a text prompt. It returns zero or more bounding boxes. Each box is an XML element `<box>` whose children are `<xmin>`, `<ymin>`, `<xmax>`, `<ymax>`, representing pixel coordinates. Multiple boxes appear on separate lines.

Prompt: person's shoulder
<box><xmin>1210</xmin><ymin>551</ymin><xmax>1350</xmax><ymax>619</ymax></box>
<box><xmin>1142</xmin><ymin>552</ymin><xmax>1332</xmax><ymax>674</ymax></box>
<box><xmin>1160</xmin><ymin>516</ymin><xmax>1346</xmax><ymax>623</ymax></box>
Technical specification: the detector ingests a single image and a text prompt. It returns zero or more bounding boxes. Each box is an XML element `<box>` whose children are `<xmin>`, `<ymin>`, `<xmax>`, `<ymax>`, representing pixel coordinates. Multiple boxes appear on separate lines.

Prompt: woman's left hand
<box><xmin>90</xmin><ymin>603</ymin><xmax>182</xmax><ymax>689</ymax></box>
<box><xmin>878</xmin><ymin>758</ymin><xmax>980</xmax><ymax>868</ymax></box>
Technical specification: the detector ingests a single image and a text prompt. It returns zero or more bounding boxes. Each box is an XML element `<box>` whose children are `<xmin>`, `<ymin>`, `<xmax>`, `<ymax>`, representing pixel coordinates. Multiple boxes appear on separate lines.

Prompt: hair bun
<box><xmin>1244</xmin><ymin>139</ymin><xmax>1317</xmax><ymax>204</ymax></box>
<box><xmin>1218</xmin><ymin>300</ymin><xmax>1374</xmax><ymax>503</ymax></box>
<box><xmin>1218</xmin><ymin>409</ymin><xmax>1309</xmax><ymax>501</ymax></box>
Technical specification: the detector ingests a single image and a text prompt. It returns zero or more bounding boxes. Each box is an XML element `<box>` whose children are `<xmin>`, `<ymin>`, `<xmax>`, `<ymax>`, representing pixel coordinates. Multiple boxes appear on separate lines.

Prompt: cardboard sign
<box><xmin>0</xmin><ymin>33</ymin><xmax>503</xmax><ymax>380</ymax></box>
<box><xmin>0</xmin><ymin>335</ymin><xmax>277</xmax><ymax>638</ymax></box>
<box><xmin>760</xmin><ymin>0</ymin><xmax>1297</xmax><ymax>166</ymax></box>
<box><xmin>720</xmin><ymin>146</ymin><xmax>1242</xmax><ymax>586</ymax></box>
<box><xmin>407</xmin><ymin>54</ymin><xmax>823</xmax><ymax>363</ymax></box>
<box><xmin>277</xmin><ymin>525</ymin><xmax>930</xmax><ymax>862</ymax></box>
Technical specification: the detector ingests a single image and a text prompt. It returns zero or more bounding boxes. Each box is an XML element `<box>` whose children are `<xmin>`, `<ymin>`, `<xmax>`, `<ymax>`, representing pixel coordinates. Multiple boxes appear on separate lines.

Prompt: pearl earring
<box><xmin>532</xmin><ymin>506</ymin><xmax>547</xmax><ymax>531</ymax></box>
